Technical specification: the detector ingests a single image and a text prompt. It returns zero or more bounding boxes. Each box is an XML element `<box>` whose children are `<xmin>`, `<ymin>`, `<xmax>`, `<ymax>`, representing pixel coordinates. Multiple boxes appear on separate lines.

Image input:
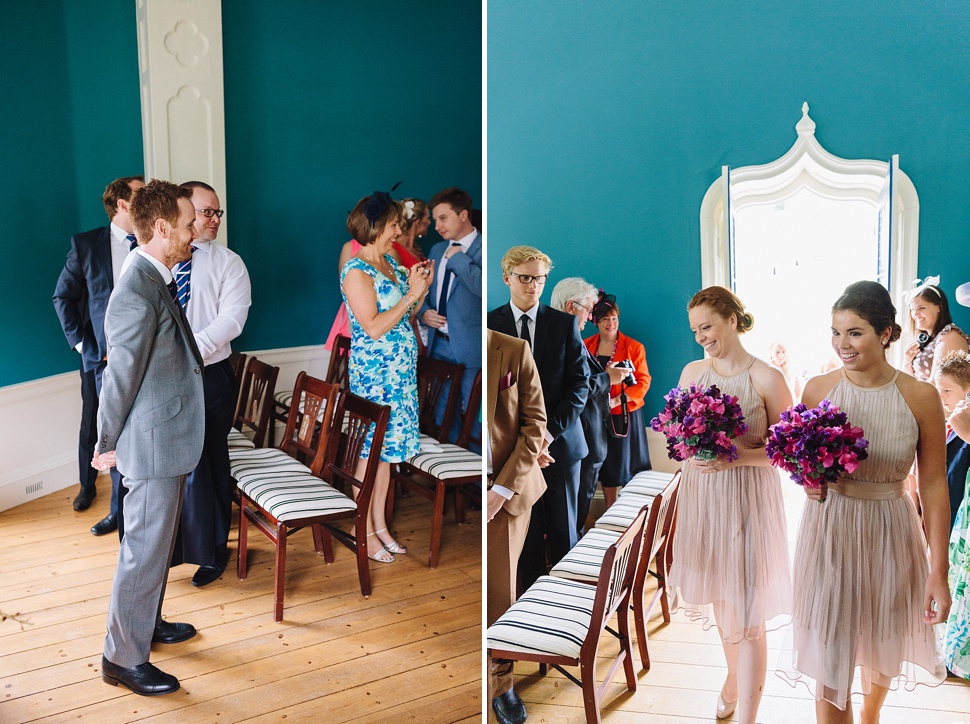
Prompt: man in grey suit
<box><xmin>92</xmin><ymin>179</ymin><xmax>205</xmax><ymax>696</ymax></box>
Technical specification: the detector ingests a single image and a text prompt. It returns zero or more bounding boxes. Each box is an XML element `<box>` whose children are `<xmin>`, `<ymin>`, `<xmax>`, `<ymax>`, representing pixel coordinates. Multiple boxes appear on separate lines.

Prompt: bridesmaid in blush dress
<box><xmin>787</xmin><ymin>281</ymin><xmax>949</xmax><ymax>723</ymax></box>
<box><xmin>667</xmin><ymin>286</ymin><xmax>793</xmax><ymax>724</ymax></box>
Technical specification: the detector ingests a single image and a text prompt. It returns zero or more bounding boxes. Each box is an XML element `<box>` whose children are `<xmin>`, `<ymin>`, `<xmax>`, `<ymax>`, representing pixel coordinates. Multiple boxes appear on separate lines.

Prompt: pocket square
<box><xmin>498</xmin><ymin>372</ymin><xmax>513</xmax><ymax>391</ymax></box>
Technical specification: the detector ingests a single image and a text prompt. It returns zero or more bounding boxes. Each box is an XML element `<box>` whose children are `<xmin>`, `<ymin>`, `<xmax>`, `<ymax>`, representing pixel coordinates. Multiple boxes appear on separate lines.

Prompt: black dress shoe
<box><xmin>101</xmin><ymin>656</ymin><xmax>179</xmax><ymax>696</ymax></box>
<box><xmin>191</xmin><ymin>562</ymin><xmax>225</xmax><ymax>587</ymax></box>
<box><xmin>152</xmin><ymin>620</ymin><xmax>196</xmax><ymax>644</ymax></box>
<box><xmin>73</xmin><ymin>486</ymin><xmax>97</xmax><ymax>511</ymax></box>
<box><xmin>91</xmin><ymin>513</ymin><xmax>117</xmax><ymax>536</ymax></box>
<box><xmin>492</xmin><ymin>689</ymin><xmax>527</xmax><ymax>724</ymax></box>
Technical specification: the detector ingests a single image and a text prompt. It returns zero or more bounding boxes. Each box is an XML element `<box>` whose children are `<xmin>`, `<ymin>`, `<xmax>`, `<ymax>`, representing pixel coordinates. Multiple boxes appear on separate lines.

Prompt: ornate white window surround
<box><xmin>699</xmin><ymin>103</ymin><xmax>919</xmax><ymax>326</ymax></box>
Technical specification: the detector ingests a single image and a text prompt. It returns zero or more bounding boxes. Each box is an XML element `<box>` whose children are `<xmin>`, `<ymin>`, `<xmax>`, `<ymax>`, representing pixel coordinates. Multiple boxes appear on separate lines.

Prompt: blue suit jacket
<box><xmin>52</xmin><ymin>226</ymin><xmax>115</xmax><ymax>373</ymax></box>
<box><xmin>487</xmin><ymin>303</ymin><xmax>589</xmax><ymax>467</ymax></box>
<box><xmin>420</xmin><ymin>231</ymin><xmax>482</xmax><ymax>369</ymax></box>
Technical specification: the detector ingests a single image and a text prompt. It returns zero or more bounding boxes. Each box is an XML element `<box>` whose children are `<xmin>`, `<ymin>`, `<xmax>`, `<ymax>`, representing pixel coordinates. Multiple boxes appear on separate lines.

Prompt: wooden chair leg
<box><xmin>429</xmin><ymin>481</ymin><xmax>447</xmax><ymax>568</ymax></box>
<box><xmin>311</xmin><ymin>523</ymin><xmax>324</xmax><ymax>553</ymax></box>
<box><xmin>320</xmin><ymin>526</ymin><xmax>335</xmax><ymax>563</ymax></box>
<box><xmin>237</xmin><ymin>497</ymin><xmax>250</xmax><ymax>579</ymax></box>
<box><xmin>580</xmin><ymin>651</ymin><xmax>603</xmax><ymax>724</ymax></box>
<box><xmin>454</xmin><ymin>484</ymin><xmax>466</xmax><ymax>524</ymax></box>
<box><xmin>384</xmin><ymin>472</ymin><xmax>396</xmax><ymax>527</ymax></box>
<box><xmin>356</xmin><ymin>528</ymin><xmax>372</xmax><ymax>598</ymax></box>
<box><xmin>617</xmin><ymin>604</ymin><xmax>638</xmax><ymax>691</ymax></box>
<box><xmin>274</xmin><ymin>524</ymin><xmax>287</xmax><ymax>622</ymax></box>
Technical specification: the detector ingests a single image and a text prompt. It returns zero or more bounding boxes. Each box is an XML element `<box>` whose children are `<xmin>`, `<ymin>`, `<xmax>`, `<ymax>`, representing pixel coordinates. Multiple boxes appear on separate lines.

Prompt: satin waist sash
<box><xmin>827</xmin><ymin>478</ymin><xmax>906</xmax><ymax>500</ymax></box>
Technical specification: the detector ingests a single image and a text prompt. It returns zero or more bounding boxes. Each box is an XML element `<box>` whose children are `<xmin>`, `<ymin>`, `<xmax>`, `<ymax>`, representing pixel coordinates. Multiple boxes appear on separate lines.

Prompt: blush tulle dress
<box><xmin>668</xmin><ymin>358</ymin><xmax>793</xmax><ymax>642</ymax></box>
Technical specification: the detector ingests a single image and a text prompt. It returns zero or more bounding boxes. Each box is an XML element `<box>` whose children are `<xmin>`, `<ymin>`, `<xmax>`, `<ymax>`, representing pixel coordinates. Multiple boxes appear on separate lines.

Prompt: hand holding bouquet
<box><xmin>650</xmin><ymin>383</ymin><xmax>748</xmax><ymax>462</ymax></box>
<box><xmin>765</xmin><ymin>399</ymin><xmax>869</xmax><ymax>502</ymax></box>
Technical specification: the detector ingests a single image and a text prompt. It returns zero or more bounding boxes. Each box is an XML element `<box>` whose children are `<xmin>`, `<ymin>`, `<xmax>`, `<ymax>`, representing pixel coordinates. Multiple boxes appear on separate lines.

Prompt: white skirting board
<box><xmin>0</xmin><ymin>344</ymin><xmax>331</xmax><ymax>514</ymax></box>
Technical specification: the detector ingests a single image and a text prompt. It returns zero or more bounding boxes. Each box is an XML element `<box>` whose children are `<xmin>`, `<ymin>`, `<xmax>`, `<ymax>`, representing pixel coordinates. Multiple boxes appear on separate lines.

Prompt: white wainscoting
<box><xmin>0</xmin><ymin>344</ymin><xmax>330</xmax><ymax>514</ymax></box>
<box><xmin>0</xmin><ymin>372</ymin><xmax>88</xmax><ymax>512</ymax></box>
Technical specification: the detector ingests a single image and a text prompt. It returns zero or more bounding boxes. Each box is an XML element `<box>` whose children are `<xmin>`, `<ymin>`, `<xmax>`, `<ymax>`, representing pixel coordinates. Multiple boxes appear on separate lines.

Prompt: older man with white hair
<box><xmin>550</xmin><ymin>278</ymin><xmax>626</xmax><ymax>535</ymax></box>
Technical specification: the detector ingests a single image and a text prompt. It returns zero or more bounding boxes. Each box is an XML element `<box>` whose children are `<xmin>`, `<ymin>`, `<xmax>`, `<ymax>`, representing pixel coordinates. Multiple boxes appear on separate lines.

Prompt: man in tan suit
<box><xmin>486</xmin><ymin>329</ymin><xmax>547</xmax><ymax>724</ymax></box>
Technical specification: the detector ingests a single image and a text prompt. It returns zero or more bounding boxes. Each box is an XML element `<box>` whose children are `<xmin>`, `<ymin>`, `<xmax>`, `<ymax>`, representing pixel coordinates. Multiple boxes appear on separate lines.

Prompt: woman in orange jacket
<box><xmin>584</xmin><ymin>294</ymin><xmax>652</xmax><ymax>507</ymax></box>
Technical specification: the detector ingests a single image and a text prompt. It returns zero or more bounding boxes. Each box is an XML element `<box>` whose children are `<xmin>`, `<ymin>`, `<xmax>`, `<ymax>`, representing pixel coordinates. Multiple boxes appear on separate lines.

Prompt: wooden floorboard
<box><xmin>0</xmin><ymin>483</ymin><xmax>483</xmax><ymax>723</ymax></box>
<box><xmin>5</xmin><ymin>480</ymin><xmax>970</xmax><ymax>722</ymax></box>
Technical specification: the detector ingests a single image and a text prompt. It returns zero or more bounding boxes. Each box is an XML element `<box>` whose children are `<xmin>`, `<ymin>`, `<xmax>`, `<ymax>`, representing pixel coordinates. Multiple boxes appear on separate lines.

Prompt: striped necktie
<box><xmin>126</xmin><ymin>234</ymin><xmax>137</xmax><ymax>251</ymax></box>
<box><xmin>174</xmin><ymin>247</ymin><xmax>195</xmax><ymax>309</ymax></box>
<box><xmin>436</xmin><ymin>242</ymin><xmax>463</xmax><ymax>319</ymax></box>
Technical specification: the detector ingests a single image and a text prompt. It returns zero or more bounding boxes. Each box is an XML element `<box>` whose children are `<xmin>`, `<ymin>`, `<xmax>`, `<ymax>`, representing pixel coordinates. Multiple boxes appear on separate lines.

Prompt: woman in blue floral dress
<box><xmin>341</xmin><ymin>191</ymin><xmax>433</xmax><ymax>562</ymax></box>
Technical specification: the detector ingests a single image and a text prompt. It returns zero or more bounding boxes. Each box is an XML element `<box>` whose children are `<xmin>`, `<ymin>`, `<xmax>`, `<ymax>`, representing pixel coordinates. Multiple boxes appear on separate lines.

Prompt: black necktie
<box><xmin>519</xmin><ymin>316</ymin><xmax>532</xmax><ymax>348</ymax></box>
<box><xmin>436</xmin><ymin>242</ymin><xmax>463</xmax><ymax>318</ymax></box>
<box><xmin>167</xmin><ymin>280</ymin><xmax>179</xmax><ymax>302</ymax></box>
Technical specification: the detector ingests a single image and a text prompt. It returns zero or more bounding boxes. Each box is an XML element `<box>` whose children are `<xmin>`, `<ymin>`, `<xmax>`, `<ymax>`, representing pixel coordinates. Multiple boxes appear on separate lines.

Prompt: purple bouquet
<box><xmin>765</xmin><ymin>399</ymin><xmax>869</xmax><ymax>502</ymax></box>
<box><xmin>650</xmin><ymin>383</ymin><xmax>748</xmax><ymax>462</ymax></box>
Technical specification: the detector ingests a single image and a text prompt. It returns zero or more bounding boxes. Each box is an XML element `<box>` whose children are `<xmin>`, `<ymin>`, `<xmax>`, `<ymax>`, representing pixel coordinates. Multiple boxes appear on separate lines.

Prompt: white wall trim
<box><xmin>137</xmin><ymin>0</ymin><xmax>229</xmax><ymax>242</ymax></box>
<box><xmin>0</xmin><ymin>345</ymin><xmax>331</xmax><ymax>513</ymax></box>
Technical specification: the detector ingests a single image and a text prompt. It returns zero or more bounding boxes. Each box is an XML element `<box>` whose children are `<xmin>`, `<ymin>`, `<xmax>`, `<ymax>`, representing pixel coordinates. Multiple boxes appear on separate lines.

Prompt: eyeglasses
<box><xmin>570</xmin><ymin>300</ymin><xmax>592</xmax><ymax>314</ymax></box>
<box><xmin>195</xmin><ymin>208</ymin><xmax>225</xmax><ymax>219</ymax></box>
<box><xmin>508</xmin><ymin>272</ymin><xmax>548</xmax><ymax>285</ymax></box>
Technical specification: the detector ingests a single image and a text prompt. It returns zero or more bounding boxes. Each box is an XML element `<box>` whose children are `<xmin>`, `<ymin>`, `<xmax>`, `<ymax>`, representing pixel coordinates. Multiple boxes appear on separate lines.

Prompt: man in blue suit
<box><xmin>53</xmin><ymin>175</ymin><xmax>144</xmax><ymax>529</ymax></box>
<box><xmin>487</xmin><ymin>246</ymin><xmax>589</xmax><ymax>592</ymax></box>
<box><xmin>420</xmin><ymin>187</ymin><xmax>482</xmax><ymax>445</ymax></box>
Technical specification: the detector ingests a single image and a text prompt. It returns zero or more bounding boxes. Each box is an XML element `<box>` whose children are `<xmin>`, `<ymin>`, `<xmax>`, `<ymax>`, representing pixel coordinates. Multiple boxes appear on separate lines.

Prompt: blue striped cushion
<box><xmin>227</xmin><ymin>428</ymin><xmax>256</xmax><ymax>451</ymax></box>
<box><xmin>619</xmin><ymin>470</ymin><xmax>675</xmax><ymax>499</ymax></box>
<box><xmin>404</xmin><ymin>444</ymin><xmax>482</xmax><ymax>480</ymax></box>
<box><xmin>486</xmin><ymin>576</ymin><xmax>596</xmax><ymax>659</ymax></box>
<box><xmin>549</xmin><ymin>528</ymin><xmax>621</xmax><ymax>583</ymax></box>
<box><xmin>594</xmin><ymin>493</ymin><xmax>654</xmax><ymax>532</ymax></box>
<box><xmin>237</xmin><ymin>472</ymin><xmax>356</xmax><ymax>522</ymax></box>
<box><xmin>229</xmin><ymin>448</ymin><xmax>312</xmax><ymax>480</ymax></box>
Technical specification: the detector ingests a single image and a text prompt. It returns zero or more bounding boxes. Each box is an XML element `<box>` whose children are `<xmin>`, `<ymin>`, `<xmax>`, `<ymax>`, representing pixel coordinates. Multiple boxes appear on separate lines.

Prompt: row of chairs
<box><xmin>225</xmin><ymin>345</ymin><xmax>390</xmax><ymax>622</ymax></box>
<box><xmin>486</xmin><ymin>469</ymin><xmax>681</xmax><ymax>724</ymax></box>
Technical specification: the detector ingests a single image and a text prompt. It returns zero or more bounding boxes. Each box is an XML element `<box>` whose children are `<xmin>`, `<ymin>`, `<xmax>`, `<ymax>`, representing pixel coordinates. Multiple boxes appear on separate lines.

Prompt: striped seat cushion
<box><xmin>404</xmin><ymin>444</ymin><xmax>482</xmax><ymax>480</ymax></box>
<box><xmin>594</xmin><ymin>493</ymin><xmax>654</xmax><ymax>532</ymax></box>
<box><xmin>230</xmin><ymin>448</ymin><xmax>354</xmax><ymax>522</ymax></box>
<box><xmin>486</xmin><ymin>576</ymin><xmax>596</xmax><ymax>659</ymax></box>
<box><xmin>619</xmin><ymin>470</ymin><xmax>675</xmax><ymax>499</ymax></box>
<box><xmin>549</xmin><ymin>528</ymin><xmax>621</xmax><ymax>583</ymax></box>
<box><xmin>227</xmin><ymin>428</ymin><xmax>256</xmax><ymax>451</ymax></box>
<box><xmin>237</xmin><ymin>472</ymin><xmax>356</xmax><ymax>522</ymax></box>
<box><xmin>229</xmin><ymin>447</ymin><xmax>312</xmax><ymax>481</ymax></box>
<box><xmin>274</xmin><ymin>390</ymin><xmax>293</xmax><ymax>408</ymax></box>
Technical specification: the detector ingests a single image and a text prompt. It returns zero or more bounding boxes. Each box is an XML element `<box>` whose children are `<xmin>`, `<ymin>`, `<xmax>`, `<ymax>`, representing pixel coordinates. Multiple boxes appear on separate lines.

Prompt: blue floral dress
<box><xmin>943</xmin><ymin>474</ymin><xmax>970</xmax><ymax>678</ymax></box>
<box><xmin>340</xmin><ymin>255</ymin><xmax>419</xmax><ymax>462</ymax></box>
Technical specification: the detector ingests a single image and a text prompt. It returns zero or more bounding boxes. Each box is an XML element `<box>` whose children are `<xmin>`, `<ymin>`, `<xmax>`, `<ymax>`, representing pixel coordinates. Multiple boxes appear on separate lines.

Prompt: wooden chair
<box><xmin>231</xmin><ymin>374</ymin><xmax>377</xmax><ymax>621</ymax></box>
<box><xmin>389</xmin><ymin>361</ymin><xmax>482</xmax><ymax>568</ymax></box>
<box><xmin>551</xmin><ymin>471</ymin><xmax>681</xmax><ymax>671</ymax></box>
<box><xmin>228</xmin><ymin>356</ymin><xmax>279</xmax><ymax>452</ymax></box>
<box><xmin>270</xmin><ymin>334</ymin><xmax>351</xmax><ymax>446</ymax></box>
<box><xmin>487</xmin><ymin>507</ymin><xmax>646</xmax><ymax>724</ymax></box>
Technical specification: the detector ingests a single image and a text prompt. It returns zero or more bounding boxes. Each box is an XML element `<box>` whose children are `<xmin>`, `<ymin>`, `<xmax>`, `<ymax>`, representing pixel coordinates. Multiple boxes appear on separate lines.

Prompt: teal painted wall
<box><xmin>222</xmin><ymin>1</ymin><xmax>482</xmax><ymax>353</ymax></box>
<box><xmin>2</xmin><ymin>1</ymin><xmax>481</xmax><ymax>388</ymax></box>
<box><xmin>487</xmin><ymin>1</ymin><xmax>970</xmax><ymax>417</ymax></box>
<box><xmin>0</xmin><ymin>0</ymin><xmax>141</xmax><ymax>388</ymax></box>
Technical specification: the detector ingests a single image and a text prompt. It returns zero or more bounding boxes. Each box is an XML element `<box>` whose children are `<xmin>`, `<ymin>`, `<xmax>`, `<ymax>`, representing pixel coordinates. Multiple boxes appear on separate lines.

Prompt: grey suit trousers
<box><xmin>103</xmin><ymin>474</ymin><xmax>185</xmax><ymax>667</ymax></box>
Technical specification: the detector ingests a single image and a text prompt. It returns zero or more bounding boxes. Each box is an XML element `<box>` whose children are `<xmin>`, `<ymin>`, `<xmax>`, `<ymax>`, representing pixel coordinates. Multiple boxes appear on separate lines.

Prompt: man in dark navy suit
<box><xmin>53</xmin><ymin>175</ymin><xmax>144</xmax><ymax>531</ymax></box>
<box><xmin>487</xmin><ymin>246</ymin><xmax>589</xmax><ymax>592</ymax></box>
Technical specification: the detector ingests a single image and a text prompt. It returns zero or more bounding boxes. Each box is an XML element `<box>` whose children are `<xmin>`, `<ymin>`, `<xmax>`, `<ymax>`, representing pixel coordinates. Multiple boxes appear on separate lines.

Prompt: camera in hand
<box><xmin>615</xmin><ymin>359</ymin><xmax>636</xmax><ymax>386</ymax></box>
<box><xmin>917</xmin><ymin>332</ymin><xmax>931</xmax><ymax>351</ymax></box>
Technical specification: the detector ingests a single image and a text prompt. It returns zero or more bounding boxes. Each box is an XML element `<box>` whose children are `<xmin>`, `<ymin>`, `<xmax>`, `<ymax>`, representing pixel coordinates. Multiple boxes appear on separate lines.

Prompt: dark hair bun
<box><xmin>889</xmin><ymin>322</ymin><xmax>902</xmax><ymax>344</ymax></box>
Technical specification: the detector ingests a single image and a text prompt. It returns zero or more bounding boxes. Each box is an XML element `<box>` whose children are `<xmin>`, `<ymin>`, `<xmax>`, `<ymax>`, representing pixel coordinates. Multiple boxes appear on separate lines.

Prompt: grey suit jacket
<box><xmin>98</xmin><ymin>253</ymin><xmax>205</xmax><ymax>479</ymax></box>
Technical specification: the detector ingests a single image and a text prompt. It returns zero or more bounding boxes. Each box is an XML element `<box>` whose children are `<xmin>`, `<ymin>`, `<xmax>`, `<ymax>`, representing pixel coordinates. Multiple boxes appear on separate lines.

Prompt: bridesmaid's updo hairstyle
<box><xmin>832</xmin><ymin>280</ymin><xmax>902</xmax><ymax>348</ymax></box>
<box><xmin>347</xmin><ymin>192</ymin><xmax>403</xmax><ymax>245</ymax></box>
<box><xmin>907</xmin><ymin>284</ymin><xmax>955</xmax><ymax>338</ymax></box>
<box><xmin>688</xmin><ymin>286</ymin><xmax>754</xmax><ymax>334</ymax></box>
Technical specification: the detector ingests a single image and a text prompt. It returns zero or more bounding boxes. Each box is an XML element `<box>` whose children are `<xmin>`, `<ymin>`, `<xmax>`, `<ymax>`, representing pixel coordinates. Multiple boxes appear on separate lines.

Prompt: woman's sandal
<box><xmin>366</xmin><ymin>532</ymin><xmax>395</xmax><ymax>563</ymax></box>
<box><xmin>374</xmin><ymin>527</ymin><xmax>407</xmax><ymax>554</ymax></box>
